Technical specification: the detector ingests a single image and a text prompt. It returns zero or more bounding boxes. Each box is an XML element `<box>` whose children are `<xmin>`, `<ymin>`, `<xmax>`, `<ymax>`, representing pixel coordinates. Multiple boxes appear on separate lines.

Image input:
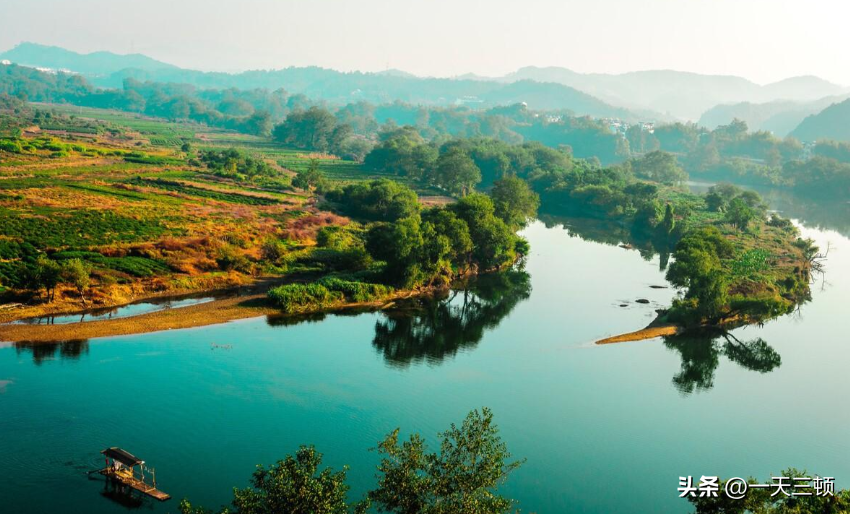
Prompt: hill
<box><xmin>504</xmin><ymin>66</ymin><xmax>846</xmax><ymax>121</ymax></box>
<box><xmin>0</xmin><ymin>44</ymin><xmax>647</xmax><ymax>120</ymax></box>
<box><xmin>0</xmin><ymin>42</ymin><xmax>178</xmax><ymax>76</ymax></box>
<box><xmin>698</xmin><ymin>94</ymin><xmax>850</xmax><ymax>136</ymax></box>
<box><xmin>790</xmin><ymin>98</ymin><xmax>850</xmax><ymax>142</ymax></box>
<box><xmin>7</xmin><ymin>42</ymin><xmax>845</xmax><ymax>123</ymax></box>
<box><xmin>761</xmin><ymin>75</ymin><xmax>845</xmax><ymax>101</ymax></box>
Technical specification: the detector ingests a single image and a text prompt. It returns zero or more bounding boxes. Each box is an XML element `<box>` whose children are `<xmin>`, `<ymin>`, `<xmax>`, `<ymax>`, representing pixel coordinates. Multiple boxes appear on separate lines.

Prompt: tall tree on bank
<box><xmin>433</xmin><ymin>149</ymin><xmax>482</xmax><ymax>196</ymax></box>
<box><xmin>490</xmin><ymin>175</ymin><xmax>540</xmax><ymax>228</ymax></box>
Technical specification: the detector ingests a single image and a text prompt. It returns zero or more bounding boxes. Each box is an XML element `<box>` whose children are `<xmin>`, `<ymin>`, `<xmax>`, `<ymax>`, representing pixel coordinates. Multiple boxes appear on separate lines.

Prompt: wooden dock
<box><xmin>97</xmin><ymin>468</ymin><xmax>171</xmax><ymax>501</ymax></box>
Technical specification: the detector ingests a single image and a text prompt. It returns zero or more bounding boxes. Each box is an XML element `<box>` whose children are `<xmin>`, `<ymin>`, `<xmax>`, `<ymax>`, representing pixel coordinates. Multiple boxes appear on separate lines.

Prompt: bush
<box><xmin>317</xmin><ymin>277</ymin><xmax>394</xmax><ymax>302</ymax></box>
<box><xmin>215</xmin><ymin>245</ymin><xmax>253</xmax><ymax>273</ymax></box>
<box><xmin>316</xmin><ymin>225</ymin><xmax>360</xmax><ymax>250</ymax></box>
<box><xmin>298</xmin><ymin>247</ymin><xmax>371</xmax><ymax>272</ymax></box>
<box><xmin>326</xmin><ymin>179</ymin><xmax>420</xmax><ymax>221</ymax></box>
<box><xmin>260</xmin><ymin>239</ymin><xmax>288</xmax><ymax>263</ymax></box>
<box><xmin>0</xmin><ymin>138</ymin><xmax>23</xmax><ymax>153</ymax></box>
<box><xmin>267</xmin><ymin>283</ymin><xmax>345</xmax><ymax>313</ymax></box>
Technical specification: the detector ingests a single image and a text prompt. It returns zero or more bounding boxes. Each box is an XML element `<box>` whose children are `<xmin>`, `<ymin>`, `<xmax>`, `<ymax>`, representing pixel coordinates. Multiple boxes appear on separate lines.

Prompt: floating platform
<box><xmin>97</xmin><ymin>468</ymin><xmax>171</xmax><ymax>501</ymax></box>
<box><xmin>96</xmin><ymin>447</ymin><xmax>171</xmax><ymax>501</ymax></box>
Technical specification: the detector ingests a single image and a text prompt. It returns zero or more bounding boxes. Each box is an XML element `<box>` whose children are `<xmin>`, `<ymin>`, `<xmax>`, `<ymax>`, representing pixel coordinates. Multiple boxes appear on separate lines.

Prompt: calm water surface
<box><xmin>1</xmin><ymin>195</ymin><xmax>849</xmax><ymax>514</ymax></box>
<box><xmin>10</xmin><ymin>295</ymin><xmax>218</xmax><ymax>325</ymax></box>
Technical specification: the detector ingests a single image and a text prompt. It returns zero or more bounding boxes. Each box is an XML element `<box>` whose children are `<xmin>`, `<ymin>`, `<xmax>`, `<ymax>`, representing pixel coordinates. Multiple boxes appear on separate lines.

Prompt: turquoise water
<box><xmin>1</xmin><ymin>201</ymin><xmax>849</xmax><ymax>513</ymax></box>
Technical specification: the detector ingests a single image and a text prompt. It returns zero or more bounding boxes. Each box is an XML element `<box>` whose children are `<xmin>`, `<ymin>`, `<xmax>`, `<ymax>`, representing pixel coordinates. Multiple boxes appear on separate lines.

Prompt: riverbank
<box><xmin>0</xmin><ymin>279</ymin><xmax>442</xmax><ymax>343</ymax></box>
<box><xmin>0</xmin><ymin>273</ymin><xmax>251</xmax><ymax>325</ymax></box>
<box><xmin>596</xmin><ymin>324</ymin><xmax>681</xmax><ymax>344</ymax></box>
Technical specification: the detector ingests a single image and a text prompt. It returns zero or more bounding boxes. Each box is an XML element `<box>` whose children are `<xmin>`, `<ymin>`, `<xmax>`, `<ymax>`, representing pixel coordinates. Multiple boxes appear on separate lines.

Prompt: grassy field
<box><xmin>0</xmin><ymin>105</ymin><xmax>371</xmax><ymax>318</ymax></box>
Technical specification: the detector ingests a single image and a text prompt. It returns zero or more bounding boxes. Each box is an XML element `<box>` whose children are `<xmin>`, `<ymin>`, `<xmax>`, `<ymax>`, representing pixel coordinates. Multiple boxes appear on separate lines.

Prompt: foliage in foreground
<box><xmin>687</xmin><ymin>469</ymin><xmax>850</xmax><ymax>514</ymax></box>
<box><xmin>178</xmin><ymin>408</ymin><xmax>522</xmax><ymax>514</ymax></box>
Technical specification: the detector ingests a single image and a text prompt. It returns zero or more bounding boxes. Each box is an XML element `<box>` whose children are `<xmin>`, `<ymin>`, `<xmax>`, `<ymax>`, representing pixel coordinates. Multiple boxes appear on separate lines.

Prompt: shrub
<box><xmin>326</xmin><ymin>179</ymin><xmax>420</xmax><ymax>221</ymax></box>
<box><xmin>260</xmin><ymin>239</ymin><xmax>288</xmax><ymax>263</ymax></box>
<box><xmin>0</xmin><ymin>139</ymin><xmax>23</xmax><ymax>153</ymax></box>
<box><xmin>267</xmin><ymin>283</ymin><xmax>345</xmax><ymax>313</ymax></box>
<box><xmin>298</xmin><ymin>247</ymin><xmax>371</xmax><ymax>272</ymax></box>
<box><xmin>317</xmin><ymin>277</ymin><xmax>394</xmax><ymax>302</ymax></box>
<box><xmin>315</xmin><ymin>225</ymin><xmax>361</xmax><ymax>249</ymax></box>
<box><xmin>215</xmin><ymin>245</ymin><xmax>253</xmax><ymax>273</ymax></box>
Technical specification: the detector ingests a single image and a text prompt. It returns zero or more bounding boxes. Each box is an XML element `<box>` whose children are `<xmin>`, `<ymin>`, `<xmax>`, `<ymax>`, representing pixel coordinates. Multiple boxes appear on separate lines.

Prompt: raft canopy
<box><xmin>101</xmin><ymin>447</ymin><xmax>143</xmax><ymax>467</ymax></box>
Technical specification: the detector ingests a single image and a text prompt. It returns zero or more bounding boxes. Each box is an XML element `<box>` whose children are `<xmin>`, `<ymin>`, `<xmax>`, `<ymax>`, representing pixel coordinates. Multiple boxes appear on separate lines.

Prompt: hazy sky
<box><xmin>2</xmin><ymin>0</ymin><xmax>848</xmax><ymax>85</ymax></box>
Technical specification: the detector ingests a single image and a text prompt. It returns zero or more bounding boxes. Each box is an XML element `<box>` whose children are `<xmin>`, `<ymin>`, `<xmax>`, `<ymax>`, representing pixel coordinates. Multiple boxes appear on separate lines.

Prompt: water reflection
<box><xmin>688</xmin><ymin>181</ymin><xmax>850</xmax><ymax>238</ymax></box>
<box><xmin>265</xmin><ymin>309</ymin><xmax>369</xmax><ymax>328</ymax></box>
<box><xmin>762</xmin><ymin>192</ymin><xmax>850</xmax><ymax>238</ymax></box>
<box><xmin>662</xmin><ymin>330</ymin><xmax>781</xmax><ymax>394</ymax></box>
<box><xmin>12</xmin><ymin>296</ymin><xmax>217</xmax><ymax>326</ymax></box>
<box><xmin>371</xmin><ymin>271</ymin><xmax>532</xmax><ymax>367</ymax></box>
<box><xmin>96</xmin><ymin>480</ymin><xmax>148</xmax><ymax>510</ymax></box>
<box><xmin>14</xmin><ymin>339</ymin><xmax>90</xmax><ymax>365</ymax></box>
<box><xmin>539</xmin><ymin>214</ymin><xmax>671</xmax><ymax>271</ymax></box>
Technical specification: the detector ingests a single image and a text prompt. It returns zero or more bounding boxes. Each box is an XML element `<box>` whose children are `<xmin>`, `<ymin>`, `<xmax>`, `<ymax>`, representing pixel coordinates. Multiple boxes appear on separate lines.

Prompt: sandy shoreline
<box><xmin>0</xmin><ymin>293</ymin><xmax>278</xmax><ymax>343</ymax></box>
<box><xmin>0</xmin><ymin>282</ymin><xmax>433</xmax><ymax>344</ymax></box>
<box><xmin>595</xmin><ymin>324</ymin><xmax>681</xmax><ymax>344</ymax></box>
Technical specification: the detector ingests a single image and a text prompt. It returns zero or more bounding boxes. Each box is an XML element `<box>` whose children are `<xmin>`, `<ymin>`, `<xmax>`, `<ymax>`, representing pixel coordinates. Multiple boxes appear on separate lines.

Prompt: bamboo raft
<box><xmin>95</xmin><ymin>447</ymin><xmax>171</xmax><ymax>501</ymax></box>
<box><xmin>96</xmin><ymin>467</ymin><xmax>171</xmax><ymax>501</ymax></box>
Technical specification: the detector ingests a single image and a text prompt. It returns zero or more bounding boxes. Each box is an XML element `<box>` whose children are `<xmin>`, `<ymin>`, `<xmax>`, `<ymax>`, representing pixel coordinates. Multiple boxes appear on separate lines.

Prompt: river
<box><xmin>1</xmin><ymin>191</ymin><xmax>848</xmax><ymax>514</ymax></box>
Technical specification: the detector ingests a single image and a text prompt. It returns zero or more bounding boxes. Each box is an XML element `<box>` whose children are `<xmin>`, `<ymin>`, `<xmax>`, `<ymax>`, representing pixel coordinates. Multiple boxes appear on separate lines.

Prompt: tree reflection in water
<box><xmin>663</xmin><ymin>330</ymin><xmax>781</xmax><ymax>394</ymax></box>
<box><xmin>539</xmin><ymin>214</ymin><xmax>672</xmax><ymax>272</ymax></box>
<box><xmin>372</xmin><ymin>271</ymin><xmax>531</xmax><ymax>367</ymax></box>
<box><xmin>14</xmin><ymin>339</ymin><xmax>90</xmax><ymax>365</ymax></box>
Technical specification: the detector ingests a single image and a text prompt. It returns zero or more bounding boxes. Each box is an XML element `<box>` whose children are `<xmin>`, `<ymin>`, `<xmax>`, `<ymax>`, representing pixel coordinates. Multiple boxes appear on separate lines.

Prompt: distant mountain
<box><xmin>374</xmin><ymin>68</ymin><xmax>417</xmax><ymax>79</ymax></box>
<box><xmin>0</xmin><ymin>42</ymin><xmax>177</xmax><ymax>76</ymax></box>
<box><xmin>790</xmin><ymin>98</ymin><xmax>850</xmax><ymax>142</ymax></box>
<box><xmin>481</xmin><ymin>80</ymin><xmax>633</xmax><ymax>118</ymax></box>
<box><xmin>502</xmin><ymin>66</ymin><xmax>847</xmax><ymax>121</ymax></box>
<box><xmin>0</xmin><ymin>43</ymin><xmax>651</xmax><ymax>119</ymax></box>
<box><xmin>7</xmin><ymin>42</ymin><xmax>845</xmax><ymax>124</ymax></box>
<box><xmin>698</xmin><ymin>94</ymin><xmax>850</xmax><ymax>137</ymax></box>
<box><xmin>761</xmin><ymin>75</ymin><xmax>845</xmax><ymax>102</ymax></box>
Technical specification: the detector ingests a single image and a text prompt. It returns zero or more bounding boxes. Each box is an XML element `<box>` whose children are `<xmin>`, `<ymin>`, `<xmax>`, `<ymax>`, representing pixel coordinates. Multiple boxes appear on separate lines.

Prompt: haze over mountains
<box><xmin>698</xmin><ymin>94</ymin><xmax>850</xmax><ymax>137</ymax></box>
<box><xmin>3</xmin><ymin>42</ymin><xmax>849</xmax><ymax>140</ymax></box>
<box><xmin>499</xmin><ymin>67</ymin><xmax>846</xmax><ymax>121</ymax></box>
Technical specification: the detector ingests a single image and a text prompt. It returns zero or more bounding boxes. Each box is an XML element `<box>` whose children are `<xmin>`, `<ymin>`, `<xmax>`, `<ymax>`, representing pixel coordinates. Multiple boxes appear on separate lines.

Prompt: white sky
<box><xmin>2</xmin><ymin>0</ymin><xmax>848</xmax><ymax>85</ymax></box>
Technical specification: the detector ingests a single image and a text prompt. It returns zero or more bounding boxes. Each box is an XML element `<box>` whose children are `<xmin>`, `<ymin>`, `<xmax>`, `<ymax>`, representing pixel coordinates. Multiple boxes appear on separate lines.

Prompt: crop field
<box><xmin>36</xmin><ymin>103</ymin><xmax>200</xmax><ymax>140</ymax></box>
<box><xmin>0</xmin><ymin>105</ymin><xmax>369</xmax><ymax>312</ymax></box>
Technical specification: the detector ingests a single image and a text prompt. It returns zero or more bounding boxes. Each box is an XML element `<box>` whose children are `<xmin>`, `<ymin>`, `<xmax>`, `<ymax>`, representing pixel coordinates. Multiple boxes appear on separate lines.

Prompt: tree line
<box><xmin>178</xmin><ymin>408</ymin><xmax>522</xmax><ymax>514</ymax></box>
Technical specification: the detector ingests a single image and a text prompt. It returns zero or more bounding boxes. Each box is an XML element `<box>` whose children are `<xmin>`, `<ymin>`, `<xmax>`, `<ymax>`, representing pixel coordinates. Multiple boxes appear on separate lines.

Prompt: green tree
<box><xmin>37</xmin><ymin>255</ymin><xmax>61</xmax><ymax>302</ymax></box>
<box><xmin>725</xmin><ymin>197</ymin><xmax>755</xmax><ymax>231</ymax></box>
<box><xmin>328</xmin><ymin>179</ymin><xmax>420</xmax><ymax>222</ymax></box>
<box><xmin>273</xmin><ymin>107</ymin><xmax>338</xmax><ymax>152</ymax></box>
<box><xmin>370</xmin><ymin>408</ymin><xmax>523</xmax><ymax>514</ymax></box>
<box><xmin>434</xmin><ymin>150</ymin><xmax>482</xmax><ymax>197</ymax></box>
<box><xmin>364</xmin><ymin>126</ymin><xmax>432</xmax><ymax>178</ymax></box>
<box><xmin>366</xmin><ymin>216</ymin><xmax>428</xmax><ymax>287</ymax></box>
<box><xmin>243</xmin><ymin>110</ymin><xmax>273</xmax><ymax>137</ymax></box>
<box><xmin>705</xmin><ymin>191</ymin><xmax>725</xmax><ymax>212</ymax></box>
<box><xmin>61</xmin><ymin>258</ymin><xmax>91</xmax><ymax>304</ymax></box>
<box><xmin>450</xmin><ymin>194</ymin><xmax>518</xmax><ymax>271</ymax></box>
<box><xmin>661</xmin><ymin>203</ymin><xmax>676</xmax><ymax>235</ymax></box>
<box><xmin>292</xmin><ymin>159</ymin><xmax>327</xmax><ymax>191</ymax></box>
<box><xmin>422</xmin><ymin>208</ymin><xmax>474</xmax><ymax>270</ymax></box>
<box><xmin>490</xmin><ymin>175</ymin><xmax>540</xmax><ymax>228</ymax></box>
<box><xmin>666</xmin><ymin>227</ymin><xmax>734</xmax><ymax>322</ymax></box>
<box><xmin>686</xmin><ymin>468</ymin><xmax>850</xmax><ymax>514</ymax></box>
<box><xmin>629</xmin><ymin>151</ymin><xmax>687</xmax><ymax>185</ymax></box>
<box><xmin>178</xmin><ymin>446</ymin><xmax>368</xmax><ymax>514</ymax></box>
